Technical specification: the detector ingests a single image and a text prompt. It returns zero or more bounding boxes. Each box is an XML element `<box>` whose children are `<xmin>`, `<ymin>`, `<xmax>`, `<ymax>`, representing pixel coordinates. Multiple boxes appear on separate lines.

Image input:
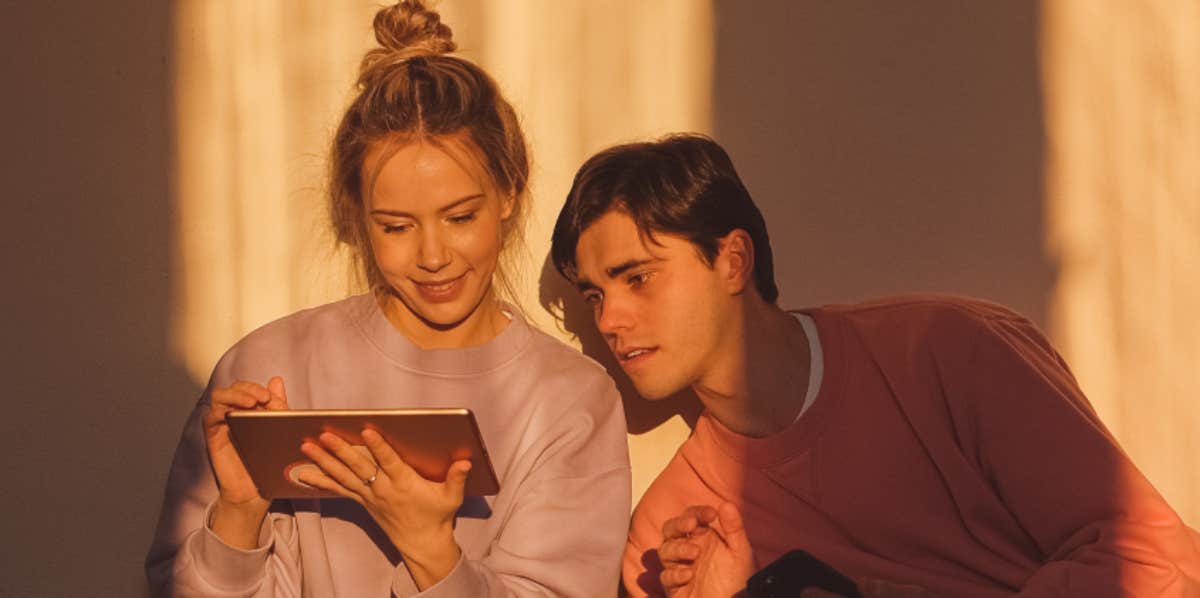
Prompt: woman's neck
<box><xmin>378</xmin><ymin>290</ymin><xmax>510</xmax><ymax>350</ymax></box>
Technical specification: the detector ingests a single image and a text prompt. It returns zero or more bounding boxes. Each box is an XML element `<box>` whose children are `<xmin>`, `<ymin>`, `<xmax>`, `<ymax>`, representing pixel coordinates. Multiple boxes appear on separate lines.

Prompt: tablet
<box><xmin>227</xmin><ymin>408</ymin><xmax>500</xmax><ymax>499</ymax></box>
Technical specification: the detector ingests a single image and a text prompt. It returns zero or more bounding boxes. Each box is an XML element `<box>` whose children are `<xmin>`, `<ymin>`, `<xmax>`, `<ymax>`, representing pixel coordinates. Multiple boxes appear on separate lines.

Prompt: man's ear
<box><xmin>717</xmin><ymin>229</ymin><xmax>755</xmax><ymax>295</ymax></box>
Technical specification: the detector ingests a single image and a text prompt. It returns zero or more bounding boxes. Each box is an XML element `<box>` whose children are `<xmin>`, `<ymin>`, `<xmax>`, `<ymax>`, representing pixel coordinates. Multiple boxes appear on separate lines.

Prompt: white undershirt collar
<box><xmin>792</xmin><ymin>312</ymin><xmax>824</xmax><ymax>424</ymax></box>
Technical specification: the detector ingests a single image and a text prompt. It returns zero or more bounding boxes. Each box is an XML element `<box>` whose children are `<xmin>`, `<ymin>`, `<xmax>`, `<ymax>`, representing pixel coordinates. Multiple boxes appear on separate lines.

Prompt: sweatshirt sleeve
<box><xmin>145</xmin><ymin>354</ymin><xmax>304</xmax><ymax>597</ymax></box>
<box><xmin>404</xmin><ymin>373</ymin><xmax>632</xmax><ymax>598</ymax></box>
<box><xmin>956</xmin><ymin>312</ymin><xmax>1200</xmax><ymax>597</ymax></box>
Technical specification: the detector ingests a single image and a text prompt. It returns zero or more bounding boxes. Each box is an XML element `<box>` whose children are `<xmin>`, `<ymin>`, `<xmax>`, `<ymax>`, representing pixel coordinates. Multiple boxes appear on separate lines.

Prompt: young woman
<box><xmin>146</xmin><ymin>3</ymin><xmax>631</xmax><ymax>596</ymax></box>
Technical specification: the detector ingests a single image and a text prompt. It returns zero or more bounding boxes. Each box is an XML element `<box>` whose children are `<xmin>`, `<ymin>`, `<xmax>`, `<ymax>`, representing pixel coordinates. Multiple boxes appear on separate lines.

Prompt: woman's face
<box><xmin>362</xmin><ymin>138</ymin><xmax>512</xmax><ymax>346</ymax></box>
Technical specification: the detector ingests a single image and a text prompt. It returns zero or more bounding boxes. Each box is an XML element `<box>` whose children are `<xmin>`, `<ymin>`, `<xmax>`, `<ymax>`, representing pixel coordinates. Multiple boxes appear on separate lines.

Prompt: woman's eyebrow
<box><xmin>369</xmin><ymin>193</ymin><xmax>486</xmax><ymax>217</ymax></box>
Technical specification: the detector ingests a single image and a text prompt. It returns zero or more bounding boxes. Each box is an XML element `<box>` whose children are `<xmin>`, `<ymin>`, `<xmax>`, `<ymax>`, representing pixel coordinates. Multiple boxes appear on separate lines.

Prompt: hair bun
<box><xmin>372</xmin><ymin>1</ymin><xmax>457</xmax><ymax>56</ymax></box>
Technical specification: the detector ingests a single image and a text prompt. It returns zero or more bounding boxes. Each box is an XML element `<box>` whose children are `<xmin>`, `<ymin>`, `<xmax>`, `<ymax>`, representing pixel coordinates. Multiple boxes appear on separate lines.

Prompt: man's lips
<box><xmin>615</xmin><ymin>346</ymin><xmax>657</xmax><ymax>364</ymax></box>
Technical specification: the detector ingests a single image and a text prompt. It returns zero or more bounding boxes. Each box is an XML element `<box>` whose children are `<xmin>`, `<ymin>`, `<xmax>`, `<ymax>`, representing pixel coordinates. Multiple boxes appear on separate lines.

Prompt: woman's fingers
<box><xmin>211</xmin><ymin>387</ymin><xmax>261</xmax><ymax>411</ymax></box>
<box><xmin>295</xmin><ymin>468</ymin><xmax>362</xmax><ymax>505</ymax></box>
<box><xmin>361</xmin><ymin>428</ymin><xmax>418</xmax><ymax>484</ymax></box>
<box><xmin>229</xmin><ymin>381</ymin><xmax>271</xmax><ymax>405</ymax></box>
<box><xmin>266</xmin><ymin>376</ymin><xmax>288</xmax><ymax>410</ymax></box>
<box><xmin>302</xmin><ymin>435</ymin><xmax>377</xmax><ymax>493</ymax></box>
<box><xmin>443</xmin><ymin>459</ymin><xmax>471</xmax><ymax>500</ymax></box>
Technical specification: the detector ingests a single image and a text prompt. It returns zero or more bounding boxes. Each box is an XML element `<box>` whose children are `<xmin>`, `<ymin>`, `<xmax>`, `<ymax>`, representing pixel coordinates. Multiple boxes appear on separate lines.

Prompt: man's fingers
<box><xmin>659</xmin><ymin>565</ymin><xmax>694</xmax><ymax>592</ymax></box>
<box><xmin>712</xmin><ymin>501</ymin><xmax>751</xmax><ymax>549</ymax></box>
<box><xmin>716</xmin><ymin>502</ymin><xmax>745</xmax><ymax>534</ymax></box>
<box><xmin>658</xmin><ymin>538</ymin><xmax>701</xmax><ymax>565</ymax></box>
<box><xmin>688</xmin><ymin>504</ymin><xmax>719</xmax><ymax>525</ymax></box>
<box><xmin>662</xmin><ymin>515</ymin><xmax>697</xmax><ymax>540</ymax></box>
<box><xmin>662</xmin><ymin>505</ymin><xmax>718</xmax><ymax>539</ymax></box>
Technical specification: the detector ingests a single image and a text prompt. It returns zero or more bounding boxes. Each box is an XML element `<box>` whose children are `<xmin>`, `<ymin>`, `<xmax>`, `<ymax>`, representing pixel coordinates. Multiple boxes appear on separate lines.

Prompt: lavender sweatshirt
<box><xmin>146</xmin><ymin>295</ymin><xmax>632</xmax><ymax>597</ymax></box>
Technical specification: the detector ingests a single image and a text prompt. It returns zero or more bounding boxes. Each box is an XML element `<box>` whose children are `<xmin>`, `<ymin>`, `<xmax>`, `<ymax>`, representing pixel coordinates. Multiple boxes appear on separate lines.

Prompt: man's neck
<box><xmin>692</xmin><ymin>297</ymin><xmax>812</xmax><ymax>439</ymax></box>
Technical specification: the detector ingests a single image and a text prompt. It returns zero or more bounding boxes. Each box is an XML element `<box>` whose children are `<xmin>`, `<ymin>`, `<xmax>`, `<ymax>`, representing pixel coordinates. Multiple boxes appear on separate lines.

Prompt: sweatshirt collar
<box><xmin>351</xmin><ymin>294</ymin><xmax>532</xmax><ymax>377</ymax></box>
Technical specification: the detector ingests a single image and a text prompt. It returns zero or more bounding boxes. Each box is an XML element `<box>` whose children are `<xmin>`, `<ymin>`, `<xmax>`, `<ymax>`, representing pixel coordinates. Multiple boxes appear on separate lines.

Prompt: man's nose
<box><xmin>595</xmin><ymin>294</ymin><xmax>633</xmax><ymax>336</ymax></box>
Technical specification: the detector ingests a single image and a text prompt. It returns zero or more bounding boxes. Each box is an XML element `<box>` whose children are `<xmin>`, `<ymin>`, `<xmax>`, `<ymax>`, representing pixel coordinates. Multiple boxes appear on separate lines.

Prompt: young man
<box><xmin>550</xmin><ymin>134</ymin><xmax>1200</xmax><ymax>597</ymax></box>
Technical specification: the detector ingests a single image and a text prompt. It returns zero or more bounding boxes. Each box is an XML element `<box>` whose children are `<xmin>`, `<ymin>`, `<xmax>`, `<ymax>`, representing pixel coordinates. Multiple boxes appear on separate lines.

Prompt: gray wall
<box><xmin>714</xmin><ymin>1</ymin><xmax>1051</xmax><ymax>326</ymax></box>
<box><xmin>0</xmin><ymin>2</ymin><xmax>198</xmax><ymax>597</ymax></box>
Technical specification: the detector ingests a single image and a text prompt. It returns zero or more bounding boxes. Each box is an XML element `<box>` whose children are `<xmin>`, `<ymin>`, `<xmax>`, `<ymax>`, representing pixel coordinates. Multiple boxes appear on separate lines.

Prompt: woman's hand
<box><xmin>297</xmin><ymin>428</ymin><xmax>470</xmax><ymax>590</ymax></box>
<box><xmin>203</xmin><ymin>376</ymin><xmax>289</xmax><ymax>548</ymax></box>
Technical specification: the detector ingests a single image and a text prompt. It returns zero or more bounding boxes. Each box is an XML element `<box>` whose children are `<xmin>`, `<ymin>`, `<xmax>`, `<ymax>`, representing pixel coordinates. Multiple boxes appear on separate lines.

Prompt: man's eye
<box><xmin>629</xmin><ymin>272</ymin><xmax>651</xmax><ymax>287</ymax></box>
<box><xmin>448</xmin><ymin>212</ymin><xmax>476</xmax><ymax>224</ymax></box>
<box><xmin>582</xmin><ymin>292</ymin><xmax>602</xmax><ymax>306</ymax></box>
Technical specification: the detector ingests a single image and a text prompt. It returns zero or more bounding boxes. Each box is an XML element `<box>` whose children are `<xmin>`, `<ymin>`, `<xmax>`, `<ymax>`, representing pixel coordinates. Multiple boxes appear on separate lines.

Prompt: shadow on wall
<box><xmin>713</xmin><ymin>0</ymin><xmax>1054</xmax><ymax>327</ymax></box>
<box><xmin>0</xmin><ymin>1</ymin><xmax>202</xmax><ymax>597</ymax></box>
<box><xmin>538</xmin><ymin>256</ymin><xmax>702</xmax><ymax>436</ymax></box>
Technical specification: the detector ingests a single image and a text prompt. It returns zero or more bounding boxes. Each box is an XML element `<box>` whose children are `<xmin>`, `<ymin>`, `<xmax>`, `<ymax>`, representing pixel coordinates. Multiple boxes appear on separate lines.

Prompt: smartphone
<box><xmin>745</xmin><ymin>549</ymin><xmax>862</xmax><ymax>598</ymax></box>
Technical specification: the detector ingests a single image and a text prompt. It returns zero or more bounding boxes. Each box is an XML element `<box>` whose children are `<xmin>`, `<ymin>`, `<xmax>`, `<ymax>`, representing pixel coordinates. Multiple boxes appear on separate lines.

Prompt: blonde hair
<box><xmin>329</xmin><ymin>0</ymin><xmax>530</xmax><ymax>301</ymax></box>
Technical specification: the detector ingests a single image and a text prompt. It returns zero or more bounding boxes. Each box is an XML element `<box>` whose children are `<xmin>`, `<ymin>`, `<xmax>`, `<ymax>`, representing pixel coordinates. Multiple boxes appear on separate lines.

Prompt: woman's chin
<box><xmin>393</xmin><ymin>293</ymin><xmax>484</xmax><ymax>332</ymax></box>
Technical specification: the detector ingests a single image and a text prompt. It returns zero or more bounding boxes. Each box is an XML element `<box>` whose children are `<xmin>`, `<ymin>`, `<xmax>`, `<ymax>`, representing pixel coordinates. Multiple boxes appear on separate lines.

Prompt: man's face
<box><xmin>574</xmin><ymin>209</ymin><xmax>734</xmax><ymax>399</ymax></box>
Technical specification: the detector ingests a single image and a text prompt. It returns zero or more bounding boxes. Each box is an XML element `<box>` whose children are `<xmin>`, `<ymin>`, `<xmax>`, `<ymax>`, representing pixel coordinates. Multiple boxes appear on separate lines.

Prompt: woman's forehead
<box><xmin>364</xmin><ymin>138</ymin><xmax>491</xmax><ymax>211</ymax></box>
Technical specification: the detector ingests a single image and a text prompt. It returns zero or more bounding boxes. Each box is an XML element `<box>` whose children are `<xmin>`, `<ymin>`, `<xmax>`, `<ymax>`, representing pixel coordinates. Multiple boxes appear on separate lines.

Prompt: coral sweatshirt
<box><xmin>625</xmin><ymin>295</ymin><xmax>1200</xmax><ymax>597</ymax></box>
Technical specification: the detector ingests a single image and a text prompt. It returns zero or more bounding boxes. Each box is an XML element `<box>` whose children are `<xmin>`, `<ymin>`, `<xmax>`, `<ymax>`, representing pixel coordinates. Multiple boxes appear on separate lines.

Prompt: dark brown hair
<box><xmin>551</xmin><ymin>134</ymin><xmax>778</xmax><ymax>302</ymax></box>
<box><xmin>329</xmin><ymin>0</ymin><xmax>530</xmax><ymax>296</ymax></box>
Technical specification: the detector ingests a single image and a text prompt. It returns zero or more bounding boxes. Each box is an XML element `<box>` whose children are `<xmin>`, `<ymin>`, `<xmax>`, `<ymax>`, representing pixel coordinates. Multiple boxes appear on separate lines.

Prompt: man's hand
<box><xmin>658</xmin><ymin>502</ymin><xmax>756</xmax><ymax>598</ymax></box>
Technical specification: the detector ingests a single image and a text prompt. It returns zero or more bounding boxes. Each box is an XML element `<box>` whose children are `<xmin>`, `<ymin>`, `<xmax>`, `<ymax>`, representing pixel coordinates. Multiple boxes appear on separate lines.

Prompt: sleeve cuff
<box><xmin>400</xmin><ymin>552</ymin><xmax>487</xmax><ymax>597</ymax></box>
<box><xmin>190</xmin><ymin>500</ymin><xmax>276</xmax><ymax>592</ymax></box>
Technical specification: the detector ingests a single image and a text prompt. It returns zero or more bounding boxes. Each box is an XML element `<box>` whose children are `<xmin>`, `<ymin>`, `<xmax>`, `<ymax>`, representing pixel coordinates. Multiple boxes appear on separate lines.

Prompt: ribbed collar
<box><xmin>349</xmin><ymin>294</ymin><xmax>532</xmax><ymax>377</ymax></box>
<box><xmin>698</xmin><ymin>308</ymin><xmax>846</xmax><ymax>467</ymax></box>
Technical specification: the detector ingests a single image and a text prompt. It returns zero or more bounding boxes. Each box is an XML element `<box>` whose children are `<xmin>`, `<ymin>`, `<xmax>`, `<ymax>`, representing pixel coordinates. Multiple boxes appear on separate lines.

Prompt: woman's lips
<box><xmin>413</xmin><ymin>273</ymin><xmax>467</xmax><ymax>303</ymax></box>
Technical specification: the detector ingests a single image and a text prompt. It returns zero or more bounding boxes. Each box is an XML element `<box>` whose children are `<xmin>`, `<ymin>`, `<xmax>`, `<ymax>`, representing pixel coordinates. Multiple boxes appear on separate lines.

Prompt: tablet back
<box><xmin>227</xmin><ymin>408</ymin><xmax>500</xmax><ymax>499</ymax></box>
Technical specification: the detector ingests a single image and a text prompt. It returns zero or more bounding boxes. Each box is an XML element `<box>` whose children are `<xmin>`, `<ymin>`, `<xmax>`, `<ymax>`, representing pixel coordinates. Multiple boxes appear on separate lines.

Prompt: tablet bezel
<box><xmin>226</xmin><ymin>408</ymin><xmax>500</xmax><ymax>499</ymax></box>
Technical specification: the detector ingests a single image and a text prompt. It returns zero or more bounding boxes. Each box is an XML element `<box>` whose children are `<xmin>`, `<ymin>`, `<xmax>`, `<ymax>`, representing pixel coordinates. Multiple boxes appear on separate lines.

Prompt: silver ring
<box><xmin>363</xmin><ymin>470</ymin><xmax>379</xmax><ymax>486</ymax></box>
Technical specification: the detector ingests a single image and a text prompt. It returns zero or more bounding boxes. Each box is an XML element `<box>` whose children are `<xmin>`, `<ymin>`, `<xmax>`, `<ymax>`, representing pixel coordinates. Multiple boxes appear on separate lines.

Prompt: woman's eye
<box><xmin>582</xmin><ymin>291</ymin><xmax>602</xmax><ymax>306</ymax></box>
<box><xmin>448</xmin><ymin>212</ymin><xmax>476</xmax><ymax>224</ymax></box>
<box><xmin>382</xmin><ymin>223</ymin><xmax>411</xmax><ymax>234</ymax></box>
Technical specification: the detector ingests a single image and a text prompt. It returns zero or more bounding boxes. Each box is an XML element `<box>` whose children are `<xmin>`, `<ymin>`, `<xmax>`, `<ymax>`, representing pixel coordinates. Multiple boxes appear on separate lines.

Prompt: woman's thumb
<box><xmin>446</xmin><ymin>460</ymin><xmax>472</xmax><ymax>495</ymax></box>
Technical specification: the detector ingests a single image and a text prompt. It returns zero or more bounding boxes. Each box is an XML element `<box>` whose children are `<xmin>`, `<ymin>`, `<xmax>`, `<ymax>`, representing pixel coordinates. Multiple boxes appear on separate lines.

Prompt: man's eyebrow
<box><xmin>606</xmin><ymin>258</ymin><xmax>659</xmax><ymax>279</ymax></box>
<box><xmin>574</xmin><ymin>257</ymin><xmax>662</xmax><ymax>292</ymax></box>
<box><xmin>574</xmin><ymin>278</ymin><xmax>598</xmax><ymax>293</ymax></box>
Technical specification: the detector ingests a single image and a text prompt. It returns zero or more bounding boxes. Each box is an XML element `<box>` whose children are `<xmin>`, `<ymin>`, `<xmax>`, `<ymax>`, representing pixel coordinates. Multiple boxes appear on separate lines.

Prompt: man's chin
<box><xmin>629</xmin><ymin>378</ymin><xmax>685</xmax><ymax>402</ymax></box>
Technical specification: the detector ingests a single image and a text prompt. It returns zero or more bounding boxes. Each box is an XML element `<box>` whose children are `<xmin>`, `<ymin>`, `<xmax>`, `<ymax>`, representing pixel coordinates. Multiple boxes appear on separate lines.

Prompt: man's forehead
<box><xmin>576</xmin><ymin>213</ymin><xmax>650</xmax><ymax>266</ymax></box>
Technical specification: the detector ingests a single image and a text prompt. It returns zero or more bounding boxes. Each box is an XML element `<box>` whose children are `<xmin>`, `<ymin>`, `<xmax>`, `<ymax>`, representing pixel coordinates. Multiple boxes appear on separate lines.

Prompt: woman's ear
<box><xmin>717</xmin><ymin>229</ymin><xmax>755</xmax><ymax>295</ymax></box>
<box><xmin>500</xmin><ymin>194</ymin><xmax>516</xmax><ymax>220</ymax></box>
